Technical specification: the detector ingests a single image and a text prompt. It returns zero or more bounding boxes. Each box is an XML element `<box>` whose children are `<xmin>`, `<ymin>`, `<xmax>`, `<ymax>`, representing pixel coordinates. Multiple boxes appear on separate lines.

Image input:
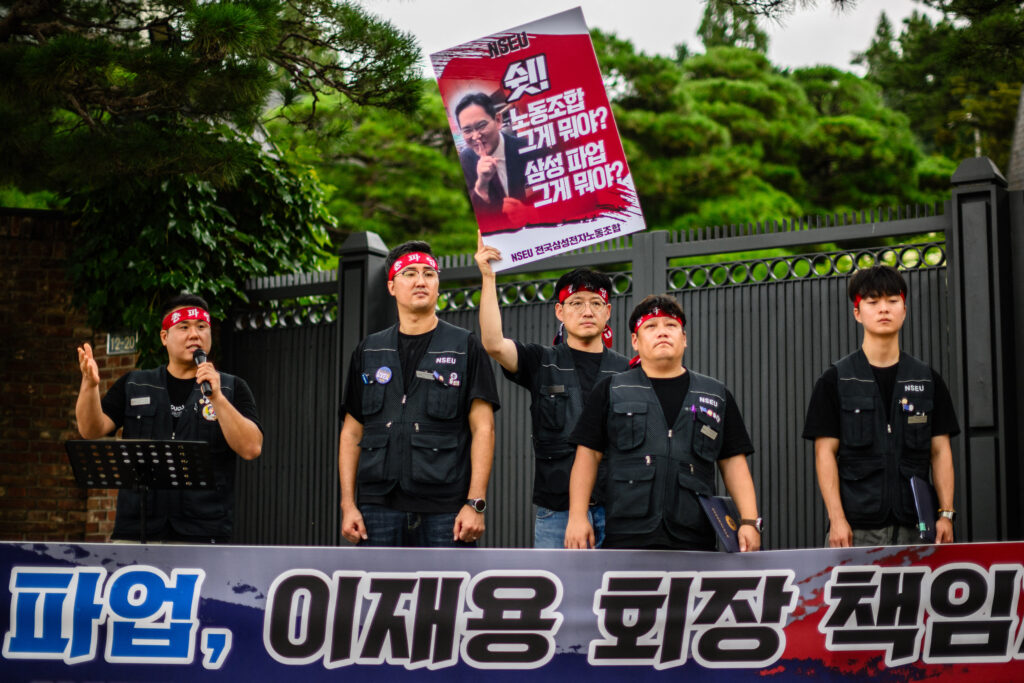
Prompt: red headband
<box><xmin>558</xmin><ymin>284</ymin><xmax>609</xmax><ymax>304</ymax></box>
<box><xmin>854</xmin><ymin>292</ymin><xmax>906</xmax><ymax>309</ymax></box>
<box><xmin>162</xmin><ymin>307</ymin><xmax>211</xmax><ymax>331</ymax></box>
<box><xmin>633</xmin><ymin>308</ymin><xmax>683</xmax><ymax>333</ymax></box>
<box><xmin>389</xmin><ymin>252</ymin><xmax>440</xmax><ymax>281</ymax></box>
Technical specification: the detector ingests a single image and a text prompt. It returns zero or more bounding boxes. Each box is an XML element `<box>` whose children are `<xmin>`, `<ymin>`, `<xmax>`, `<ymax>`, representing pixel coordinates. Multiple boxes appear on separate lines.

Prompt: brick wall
<box><xmin>0</xmin><ymin>210</ymin><xmax>134</xmax><ymax>542</ymax></box>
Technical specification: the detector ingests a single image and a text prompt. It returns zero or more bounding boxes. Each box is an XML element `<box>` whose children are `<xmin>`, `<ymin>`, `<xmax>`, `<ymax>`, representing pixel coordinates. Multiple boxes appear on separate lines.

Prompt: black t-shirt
<box><xmin>802</xmin><ymin>364</ymin><xmax>960</xmax><ymax>441</ymax></box>
<box><xmin>101</xmin><ymin>368</ymin><xmax>262</xmax><ymax>435</ymax></box>
<box><xmin>340</xmin><ymin>327</ymin><xmax>500</xmax><ymax>513</ymax></box>
<box><xmin>570</xmin><ymin>370</ymin><xmax>755</xmax><ymax>550</ymax></box>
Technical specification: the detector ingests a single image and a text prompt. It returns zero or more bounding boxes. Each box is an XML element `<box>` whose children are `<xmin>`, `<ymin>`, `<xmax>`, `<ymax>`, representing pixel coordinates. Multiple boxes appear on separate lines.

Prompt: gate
<box><xmin>223</xmin><ymin>158</ymin><xmax>1023</xmax><ymax>549</ymax></box>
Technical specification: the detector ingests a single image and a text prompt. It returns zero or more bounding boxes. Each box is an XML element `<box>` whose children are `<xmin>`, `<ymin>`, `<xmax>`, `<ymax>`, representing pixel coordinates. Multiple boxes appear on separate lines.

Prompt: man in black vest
<box><xmin>339</xmin><ymin>241</ymin><xmax>500</xmax><ymax>547</ymax></box>
<box><xmin>75</xmin><ymin>294</ymin><xmax>263</xmax><ymax>543</ymax></box>
<box><xmin>803</xmin><ymin>265</ymin><xmax>959</xmax><ymax>547</ymax></box>
<box><xmin>475</xmin><ymin>237</ymin><xmax>629</xmax><ymax>547</ymax></box>
<box><xmin>565</xmin><ymin>295</ymin><xmax>762</xmax><ymax>551</ymax></box>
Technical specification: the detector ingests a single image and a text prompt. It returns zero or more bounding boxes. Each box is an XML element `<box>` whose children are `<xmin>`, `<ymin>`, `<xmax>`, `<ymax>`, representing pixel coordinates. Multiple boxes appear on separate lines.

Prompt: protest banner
<box><xmin>3</xmin><ymin>541</ymin><xmax>1024</xmax><ymax>681</ymax></box>
<box><xmin>431</xmin><ymin>7</ymin><xmax>646</xmax><ymax>271</ymax></box>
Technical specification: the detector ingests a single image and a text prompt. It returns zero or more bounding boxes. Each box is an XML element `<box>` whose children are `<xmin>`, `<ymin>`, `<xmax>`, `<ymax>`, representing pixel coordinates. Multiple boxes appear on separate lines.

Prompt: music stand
<box><xmin>65</xmin><ymin>439</ymin><xmax>215</xmax><ymax>544</ymax></box>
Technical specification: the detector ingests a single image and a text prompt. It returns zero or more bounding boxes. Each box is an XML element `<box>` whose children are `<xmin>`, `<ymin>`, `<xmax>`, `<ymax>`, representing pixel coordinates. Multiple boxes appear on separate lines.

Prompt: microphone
<box><xmin>193</xmin><ymin>349</ymin><xmax>213</xmax><ymax>397</ymax></box>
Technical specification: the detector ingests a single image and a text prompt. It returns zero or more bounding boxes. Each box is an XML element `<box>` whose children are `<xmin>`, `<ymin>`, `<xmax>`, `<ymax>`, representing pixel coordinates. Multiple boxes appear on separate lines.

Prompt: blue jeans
<box><xmin>359</xmin><ymin>504</ymin><xmax>475</xmax><ymax>548</ymax></box>
<box><xmin>534</xmin><ymin>505</ymin><xmax>605</xmax><ymax>548</ymax></box>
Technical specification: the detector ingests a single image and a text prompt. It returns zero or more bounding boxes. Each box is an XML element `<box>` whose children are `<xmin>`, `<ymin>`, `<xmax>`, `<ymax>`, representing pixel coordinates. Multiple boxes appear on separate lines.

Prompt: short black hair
<box><xmin>554</xmin><ymin>268</ymin><xmax>614</xmax><ymax>302</ymax></box>
<box><xmin>628</xmin><ymin>294</ymin><xmax>686</xmax><ymax>333</ymax></box>
<box><xmin>848</xmin><ymin>265</ymin><xmax>907</xmax><ymax>304</ymax></box>
<box><xmin>386</xmin><ymin>240</ymin><xmax>435</xmax><ymax>275</ymax></box>
<box><xmin>162</xmin><ymin>293</ymin><xmax>210</xmax><ymax>318</ymax></box>
<box><xmin>455</xmin><ymin>92</ymin><xmax>498</xmax><ymax>122</ymax></box>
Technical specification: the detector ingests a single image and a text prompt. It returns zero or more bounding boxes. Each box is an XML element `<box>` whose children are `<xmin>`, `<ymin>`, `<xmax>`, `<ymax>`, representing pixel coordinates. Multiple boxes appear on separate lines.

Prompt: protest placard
<box><xmin>431</xmin><ymin>7</ymin><xmax>646</xmax><ymax>271</ymax></box>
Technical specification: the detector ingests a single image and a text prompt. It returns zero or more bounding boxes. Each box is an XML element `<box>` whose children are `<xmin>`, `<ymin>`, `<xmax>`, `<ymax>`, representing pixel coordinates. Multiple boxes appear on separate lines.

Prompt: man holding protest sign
<box><xmin>339</xmin><ymin>241</ymin><xmax>500</xmax><ymax>547</ymax></box>
<box><xmin>564</xmin><ymin>295</ymin><xmax>762</xmax><ymax>551</ymax></box>
<box><xmin>476</xmin><ymin>236</ymin><xmax>629</xmax><ymax>547</ymax></box>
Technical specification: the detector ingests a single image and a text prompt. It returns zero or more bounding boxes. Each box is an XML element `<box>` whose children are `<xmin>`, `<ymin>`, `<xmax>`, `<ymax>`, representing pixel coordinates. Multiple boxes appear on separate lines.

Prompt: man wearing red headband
<box><xmin>804</xmin><ymin>265</ymin><xmax>959</xmax><ymax>547</ymax></box>
<box><xmin>476</xmin><ymin>236</ymin><xmax>629</xmax><ymax>548</ymax></box>
<box><xmin>339</xmin><ymin>241</ymin><xmax>500</xmax><ymax>547</ymax></box>
<box><xmin>565</xmin><ymin>294</ymin><xmax>762</xmax><ymax>551</ymax></box>
<box><xmin>75</xmin><ymin>294</ymin><xmax>263</xmax><ymax>543</ymax></box>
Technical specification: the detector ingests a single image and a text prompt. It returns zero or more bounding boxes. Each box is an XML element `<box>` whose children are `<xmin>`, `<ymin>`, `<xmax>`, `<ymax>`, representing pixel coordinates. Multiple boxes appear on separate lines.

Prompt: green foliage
<box><xmin>699</xmin><ymin>0</ymin><xmax>770</xmax><ymax>53</ymax></box>
<box><xmin>590</xmin><ymin>36</ymin><xmax>954</xmax><ymax>230</ymax></box>
<box><xmin>1</xmin><ymin>0</ymin><xmax>421</xmax><ymax>358</ymax></box>
<box><xmin>65</xmin><ymin>141</ymin><xmax>334</xmax><ymax>366</ymax></box>
<box><xmin>0</xmin><ymin>0</ymin><xmax>422</xmax><ymax>193</ymax></box>
<box><xmin>856</xmin><ymin>2</ymin><xmax>1023</xmax><ymax>171</ymax></box>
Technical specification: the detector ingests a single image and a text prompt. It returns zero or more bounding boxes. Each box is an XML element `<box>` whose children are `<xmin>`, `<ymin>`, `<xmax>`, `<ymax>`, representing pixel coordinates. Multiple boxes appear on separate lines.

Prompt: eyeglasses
<box><xmin>563</xmin><ymin>300</ymin><xmax>608</xmax><ymax>313</ymax></box>
<box><xmin>460</xmin><ymin>120</ymin><xmax>492</xmax><ymax>138</ymax></box>
<box><xmin>397</xmin><ymin>268</ymin><xmax>438</xmax><ymax>281</ymax></box>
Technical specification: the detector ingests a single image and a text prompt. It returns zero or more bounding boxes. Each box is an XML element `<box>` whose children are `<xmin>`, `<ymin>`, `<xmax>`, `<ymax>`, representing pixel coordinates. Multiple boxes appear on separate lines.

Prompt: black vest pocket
<box><xmin>123</xmin><ymin>402</ymin><xmax>158</xmax><ymax>439</ymax></box>
<box><xmin>902</xmin><ymin>397</ymin><xmax>933</xmax><ymax>453</ymax></box>
<box><xmin>611</xmin><ymin>402</ymin><xmax>647</xmax><ymax>451</ymax></box>
<box><xmin>534</xmin><ymin>387</ymin><xmax>568</xmax><ymax>433</ymax></box>
<box><xmin>180</xmin><ymin>489</ymin><xmax>228</xmax><ymax>521</ymax></box>
<box><xmin>839</xmin><ymin>396</ymin><xmax>875</xmax><ymax>448</ymax></box>
<box><xmin>357</xmin><ymin>431</ymin><xmax>389</xmax><ymax>484</ymax></box>
<box><xmin>671</xmin><ymin>470</ymin><xmax>714</xmax><ymax>529</ymax></box>
<box><xmin>425</xmin><ymin>382</ymin><xmax>459</xmax><ymax>420</ymax></box>
<box><xmin>607</xmin><ymin>463</ymin><xmax>655</xmax><ymax>519</ymax></box>
<box><xmin>838</xmin><ymin>457</ymin><xmax>885</xmax><ymax>517</ymax></box>
<box><xmin>409</xmin><ymin>430</ymin><xmax>459</xmax><ymax>485</ymax></box>
<box><xmin>534</xmin><ymin>451</ymin><xmax>574</xmax><ymax>498</ymax></box>
<box><xmin>361</xmin><ymin>381</ymin><xmax>386</xmax><ymax>417</ymax></box>
<box><xmin>691</xmin><ymin>411</ymin><xmax>724</xmax><ymax>462</ymax></box>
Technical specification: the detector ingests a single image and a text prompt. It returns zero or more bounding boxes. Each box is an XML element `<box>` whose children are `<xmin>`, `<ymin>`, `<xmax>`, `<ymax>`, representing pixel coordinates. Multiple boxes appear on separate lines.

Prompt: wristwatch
<box><xmin>465</xmin><ymin>498</ymin><xmax>487</xmax><ymax>513</ymax></box>
<box><xmin>740</xmin><ymin>517</ymin><xmax>763</xmax><ymax>533</ymax></box>
<box><xmin>939</xmin><ymin>509</ymin><xmax>956</xmax><ymax>522</ymax></box>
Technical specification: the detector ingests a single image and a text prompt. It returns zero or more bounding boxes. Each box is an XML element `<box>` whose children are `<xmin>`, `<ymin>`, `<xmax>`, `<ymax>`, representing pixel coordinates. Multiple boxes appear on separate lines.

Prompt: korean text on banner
<box><xmin>431</xmin><ymin>7</ymin><xmax>646</xmax><ymax>272</ymax></box>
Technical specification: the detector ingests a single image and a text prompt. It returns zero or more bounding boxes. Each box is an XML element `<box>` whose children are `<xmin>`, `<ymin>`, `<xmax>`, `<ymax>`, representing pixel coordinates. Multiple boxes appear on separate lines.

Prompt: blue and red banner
<box><xmin>2</xmin><ymin>541</ymin><xmax>1023</xmax><ymax>680</ymax></box>
<box><xmin>431</xmin><ymin>8</ymin><xmax>646</xmax><ymax>271</ymax></box>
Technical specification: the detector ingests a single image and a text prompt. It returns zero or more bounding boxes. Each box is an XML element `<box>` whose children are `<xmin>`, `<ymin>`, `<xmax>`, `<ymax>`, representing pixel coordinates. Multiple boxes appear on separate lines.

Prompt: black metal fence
<box><xmin>223</xmin><ymin>158</ymin><xmax>1023</xmax><ymax>549</ymax></box>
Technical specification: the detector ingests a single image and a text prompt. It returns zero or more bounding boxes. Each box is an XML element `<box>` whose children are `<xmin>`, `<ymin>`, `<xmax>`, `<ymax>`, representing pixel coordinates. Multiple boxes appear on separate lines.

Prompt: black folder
<box><xmin>909</xmin><ymin>475</ymin><xmax>937</xmax><ymax>544</ymax></box>
<box><xmin>698</xmin><ymin>494</ymin><xmax>741</xmax><ymax>553</ymax></box>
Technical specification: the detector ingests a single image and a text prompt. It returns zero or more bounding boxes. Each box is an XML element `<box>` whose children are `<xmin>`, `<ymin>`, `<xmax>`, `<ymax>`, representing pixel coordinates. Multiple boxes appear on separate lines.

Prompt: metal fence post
<box><xmin>947</xmin><ymin>157</ymin><xmax>1018</xmax><ymax>541</ymax></box>
<box><xmin>629</xmin><ymin>230</ymin><xmax>670</xmax><ymax>310</ymax></box>
<box><xmin>338</xmin><ymin>232</ymin><xmax>393</xmax><ymax>408</ymax></box>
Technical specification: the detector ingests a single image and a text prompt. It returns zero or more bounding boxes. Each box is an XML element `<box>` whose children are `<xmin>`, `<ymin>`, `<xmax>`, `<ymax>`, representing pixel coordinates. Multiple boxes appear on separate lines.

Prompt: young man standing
<box><xmin>75</xmin><ymin>294</ymin><xmax>263</xmax><ymax>543</ymax></box>
<box><xmin>565</xmin><ymin>295</ymin><xmax>762</xmax><ymax>551</ymax></box>
<box><xmin>804</xmin><ymin>265</ymin><xmax>959</xmax><ymax>547</ymax></box>
<box><xmin>339</xmin><ymin>241</ymin><xmax>500</xmax><ymax>547</ymax></box>
<box><xmin>476</xmin><ymin>237</ymin><xmax>629</xmax><ymax>547</ymax></box>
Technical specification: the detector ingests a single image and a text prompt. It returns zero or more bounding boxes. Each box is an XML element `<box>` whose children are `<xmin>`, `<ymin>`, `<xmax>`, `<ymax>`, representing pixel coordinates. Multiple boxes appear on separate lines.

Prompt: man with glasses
<box><xmin>476</xmin><ymin>237</ymin><xmax>629</xmax><ymax>547</ymax></box>
<box><xmin>339</xmin><ymin>241</ymin><xmax>500</xmax><ymax>547</ymax></box>
<box><xmin>456</xmin><ymin>92</ymin><xmax>534</xmax><ymax>228</ymax></box>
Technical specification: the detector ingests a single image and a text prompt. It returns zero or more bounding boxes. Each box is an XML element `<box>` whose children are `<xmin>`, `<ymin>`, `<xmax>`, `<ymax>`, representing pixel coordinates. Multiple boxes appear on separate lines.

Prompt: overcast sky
<box><xmin>359</xmin><ymin>0</ymin><xmax>941</xmax><ymax>77</ymax></box>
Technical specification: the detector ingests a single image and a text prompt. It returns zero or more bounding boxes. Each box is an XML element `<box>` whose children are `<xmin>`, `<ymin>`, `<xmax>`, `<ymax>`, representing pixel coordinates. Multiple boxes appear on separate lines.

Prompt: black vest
<box><xmin>835</xmin><ymin>350</ymin><xmax>934</xmax><ymax>527</ymax></box>
<box><xmin>358</xmin><ymin>321</ymin><xmax>473</xmax><ymax>500</ymax></box>
<box><xmin>114</xmin><ymin>366</ymin><xmax>238</xmax><ymax>540</ymax></box>
<box><xmin>530</xmin><ymin>343</ymin><xmax>629</xmax><ymax>509</ymax></box>
<box><xmin>604</xmin><ymin>368</ymin><xmax>726</xmax><ymax>545</ymax></box>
